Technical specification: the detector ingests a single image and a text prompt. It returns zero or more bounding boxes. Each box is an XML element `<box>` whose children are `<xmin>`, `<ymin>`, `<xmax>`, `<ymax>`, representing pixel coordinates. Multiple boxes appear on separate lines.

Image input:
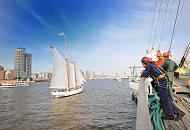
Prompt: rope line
<box><xmin>148</xmin><ymin>0</ymin><xmax>158</xmax><ymax>49</ymax></box>
<box><xmin>158</xmin><ymin>0</ymin><xmax>170</xmax><ymax>50</ymax></box>
<box><xmin>148</xmin><ymin>88</ymin><xmax>165</xmax><ymax>130</ymax></box>
<box><xmin>169</xmin><ymin>0</ymin><xmax>182</xmax><ymax>51</ymax></box>
<box><xmin>152</xmin><ymin>0</ymin><xmax>163</xmax><ymax>48</ymax></box>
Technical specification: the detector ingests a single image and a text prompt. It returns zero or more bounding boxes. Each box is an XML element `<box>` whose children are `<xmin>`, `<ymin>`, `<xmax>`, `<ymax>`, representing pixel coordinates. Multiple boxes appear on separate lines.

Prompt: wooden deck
<box><xmin>174</xmin><ymin>78</ymin><xmax>190</xmax><ymax>94</ymax></box>
<box><xmin>163</xmin><ymin>94</ymin><xmax>190</xmax><ymax>130</ymax></box>
<box><xmin>163</xmin><ymin>78</ymin><xmax>190</xmax><ymax>130</ymax></box>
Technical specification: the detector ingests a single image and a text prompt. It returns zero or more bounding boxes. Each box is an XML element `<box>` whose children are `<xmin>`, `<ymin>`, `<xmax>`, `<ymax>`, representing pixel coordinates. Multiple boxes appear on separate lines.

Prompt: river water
<box><xmin>0</xmin><ymin>79</ymin><xmax>136</xmax><ymax>130</ymax></box>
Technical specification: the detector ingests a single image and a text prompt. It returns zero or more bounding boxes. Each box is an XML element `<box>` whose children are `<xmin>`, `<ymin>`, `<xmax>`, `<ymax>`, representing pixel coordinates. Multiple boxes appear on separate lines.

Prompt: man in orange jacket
<box><xmin>155</xmin><ymin>51</ymin><xmax>164</xmax><ymax>66</ymax></box>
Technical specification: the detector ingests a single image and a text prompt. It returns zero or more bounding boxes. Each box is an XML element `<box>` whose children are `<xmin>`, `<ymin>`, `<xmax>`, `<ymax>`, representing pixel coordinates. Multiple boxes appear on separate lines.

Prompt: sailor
<box><xmin>141</xmin><ymin>57</ymin><xmax>185</xmax><ymax>120</ymax></box>
<box><xmin>161</xmin><ymin>51</ymin><xmax>178</xmax><ymax>98</ymax></box>
<box><xmin>155</xmin><ymin>51</ymin><xmax>164</xmax><ymax>66</ymax></box>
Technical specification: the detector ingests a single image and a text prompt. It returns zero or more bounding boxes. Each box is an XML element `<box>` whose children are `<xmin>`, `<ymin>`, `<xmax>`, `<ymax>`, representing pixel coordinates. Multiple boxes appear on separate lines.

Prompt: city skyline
<box><xmin>0</xmin><ymin>0</ymin><xmax>190</xmax><ymax>75</ymax></box>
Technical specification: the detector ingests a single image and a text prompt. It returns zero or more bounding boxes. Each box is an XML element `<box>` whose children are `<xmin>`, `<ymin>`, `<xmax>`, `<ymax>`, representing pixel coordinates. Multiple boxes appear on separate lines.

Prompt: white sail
<box><xmin>50</xmin><ymin>48</ymin><xmax>69</xmax><ymax>89</ymax></box>
<box><xmin>75</xmin><ymin>64</ymin><xmax>86</xmax><ymax>86</ymax></box>
<box><xmin>69</xmin><ymin>63</ymin><xmax>76</xmax><ymax>88</ymax></box>
<box><xmin>79</xmin><ymin>68</ymin><xmax>86</xmax><ymax>83</ymax></box>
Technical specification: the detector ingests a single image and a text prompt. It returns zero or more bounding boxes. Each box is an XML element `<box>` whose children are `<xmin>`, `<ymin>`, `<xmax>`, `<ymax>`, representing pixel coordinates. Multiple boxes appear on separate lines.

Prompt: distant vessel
<box><xmin>114</xmin><ymin>73</ymin><xmax>122</xmax><ymax>81</ymax></box>
<box><xmin>117</xmin><ymin>76</ymin><xmax>122</xmax><ymax>82</ymax></box>
<box><xmin>0</xmin><ymin>81</ymin><xmax>29</xmax><ymax>88</ymax></box>
<box><xmin>129</xmin><ymin>66</ymin><xmax>142</xmax><ymax>91</ymax></box>
<box><xmin>122</xmin><ymin>72</ymin><xmax>130</xmax><ymax>80</ymax></box>
<box><xmin>49</xmin><ymin>47</ymin><xmax>86</xmax><ymax>98</ymax></box>
<box><xmin>114</xmin><ymin>76</ymin><xmax>122</xmax><ymax>81</ymax></box>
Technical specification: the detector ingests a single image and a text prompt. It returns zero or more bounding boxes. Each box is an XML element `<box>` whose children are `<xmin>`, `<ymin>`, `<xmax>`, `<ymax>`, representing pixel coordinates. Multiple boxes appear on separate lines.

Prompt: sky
<box><xmin>0</xmin><ymin>0</ymin><xmax>190</xmax><ymax>75</ymax></box>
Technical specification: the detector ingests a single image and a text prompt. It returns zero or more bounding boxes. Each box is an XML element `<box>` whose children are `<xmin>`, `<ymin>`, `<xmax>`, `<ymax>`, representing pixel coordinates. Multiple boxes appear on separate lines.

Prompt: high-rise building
<box><xmin>0</xmin><ymin>65</ymin><xmax>5</xmax><ymax>80</ymax></box>
<box><xmin>14</xmin><ymin>48</ymin><xmax>25</xmax><ymax>79</ymax></box>
<box><xmin>25</xmin><ymin>53</ymin><xmax>32</xmax><ymax>79</ymax></box>
<box><xmin>0</xmin><ymin>65</ymin><xmax>4</xmax><ymax>71</ymax></box>
<box><xmin>14</xmin><ymin>48</ymin><xmax>32</xmax><ymax>80</ymax></box>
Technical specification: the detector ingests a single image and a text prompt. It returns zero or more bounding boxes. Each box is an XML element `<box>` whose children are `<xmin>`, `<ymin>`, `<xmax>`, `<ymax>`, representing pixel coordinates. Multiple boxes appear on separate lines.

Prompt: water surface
<box><xmin>0</xmin><ymin>80</ymin><xmax>136</xmax><ymax>130</ymax></box>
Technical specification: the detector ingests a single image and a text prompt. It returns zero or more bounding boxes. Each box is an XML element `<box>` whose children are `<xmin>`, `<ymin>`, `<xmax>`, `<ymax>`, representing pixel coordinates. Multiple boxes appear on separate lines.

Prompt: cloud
<box><xmin>15</xmin><ymin>0</ymin><xmax>53</xmax><ymax>30</ymax></box>
<box><xmin>79</xmin><ymin>24</ymin><xmax>149</xmax><ymax>75</ymax></box>
<box><xmin>30</xmin><ymin>11</ymin><xmax>53</xmax><ymax>30</ymax></box>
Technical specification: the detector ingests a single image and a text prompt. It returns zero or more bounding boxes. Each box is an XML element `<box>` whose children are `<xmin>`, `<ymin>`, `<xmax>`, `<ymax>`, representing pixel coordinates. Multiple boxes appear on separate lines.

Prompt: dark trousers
<box><xmin>157</xmin><ymin>78</ymin><xmax>181</xmax><ymax>116</ymax></box>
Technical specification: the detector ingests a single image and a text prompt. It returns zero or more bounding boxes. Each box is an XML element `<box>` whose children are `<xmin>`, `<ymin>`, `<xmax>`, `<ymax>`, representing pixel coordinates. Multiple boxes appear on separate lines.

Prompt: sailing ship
<box><xmin>49</xmin><ymin>47</ymin><xmax>86</xmax><ymax>98</ymax></box>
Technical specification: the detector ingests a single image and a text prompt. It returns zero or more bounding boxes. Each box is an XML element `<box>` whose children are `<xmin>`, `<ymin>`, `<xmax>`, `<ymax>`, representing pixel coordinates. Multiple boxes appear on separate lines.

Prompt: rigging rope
<box><xmin>158</xmin><ymin>0</ymin><xmax>170</xmax><ymax>50</ymax></box>
<box><xmin>152</xmin><ymin>0</ymin><xmax>163</xmax><ymax>48</ymax></box>
<box><xmin>168</xmin><ymin>0</ymin><xmax>182</xmax><ymax>51</ymax></box>
<box><xmin>148</xmin><ymin>0</ymin><xmax>158</xmax><ymax>49</ymax></box>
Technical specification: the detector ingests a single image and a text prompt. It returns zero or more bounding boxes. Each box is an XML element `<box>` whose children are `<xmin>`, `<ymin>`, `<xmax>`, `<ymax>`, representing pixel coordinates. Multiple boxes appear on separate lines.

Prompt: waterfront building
<box><xmin>0</xmin><ymin>65</ymin><xmax>4</xmax><ymax>71</ymax></box>
<box><xmin>14</xmin><ymin>48</ymin><xmax>32</xmax><ymax>80</ymax></box>
<box><xmin>86</xmin><ymin>71</ymin><xmax>93</xmax><ymax>79</ymax></box>
<box><xmin>47</xmin><ymin>73</ymin><xmax>52</xmax><ymax>80</ymax></box>
<box><xmin>38</xmin><ymin>72</ymin><xmax>49</xmax><ymax>80</ymax></box>
<box><xmin>5</xmin><ymin>70</ymin><xmax>14</xmax><ymax>80</ymax></box>
<box><xmin>31</xmin><ymin>73</ymin><xmax>38</xmax><ymax>81</ymax></box>
<box><xmin>0</xmin><ymin>65</ymin><xmax>5</xmax><ymax>80</ymax></box>
<box><xmin>32</xmin><ymin>72</ymin><xmax>52</xmax><ymax>81</ymax></box>
<box><xmin>92</xmin><ymin>72</ymin><xmax>100</xmax><ymax>79</ymax></box>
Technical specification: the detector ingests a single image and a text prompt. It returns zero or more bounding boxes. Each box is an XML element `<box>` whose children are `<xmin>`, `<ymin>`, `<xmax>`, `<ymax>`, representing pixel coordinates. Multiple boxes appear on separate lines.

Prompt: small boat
<box><xmin>122</xmin><ymin>72</ymin><xmax>130</xmax><ymax>80</ymax></box>
<box><xmin>49</xmin><ymin>47</ymin><xmax>86</xmax><ymax>98</ymax></box>
<box><xmin>116</xmin><ymin>76</ymin><xmax>122</xmax><ymax>81</ymax></box>
<box><xmin>117</xmin><ymin>78</ymin><xmax>122</xmax><ymax>82</ymax></box>
<box><xmin>16</xmin><ymin>81</ymin><xmax>29</xmax><ymax>86</ymax></box>
<box><xmin>114</xmin><ymin>73</ymin><xmax>122</xmax><ymax>81</ymax></box>
<box><xmin>1</xmin><ymin>82</ymin><xmax>17</xmax><ymax>88</ymax></box>
<box><xmin>0</xmin><ymin>81</ymin><xmax>29</xmax><ymax>88</ymax></box>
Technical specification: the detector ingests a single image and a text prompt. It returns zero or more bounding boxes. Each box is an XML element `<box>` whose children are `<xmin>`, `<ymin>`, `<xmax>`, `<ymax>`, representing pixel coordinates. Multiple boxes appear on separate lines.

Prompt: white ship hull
<box><xmin>51</xmin><ymin>86</ymin><xmax>83</xmax><ymax>98</ymax></box>
<box><xmin>0</xmin><ymin>81</ymin><xmax>29</xmax><ymax>88</ymax></box>
<box><xmin>0</xmin><ymin>85</ymin><xmax>17</xmax><ymax>88</ymax></box>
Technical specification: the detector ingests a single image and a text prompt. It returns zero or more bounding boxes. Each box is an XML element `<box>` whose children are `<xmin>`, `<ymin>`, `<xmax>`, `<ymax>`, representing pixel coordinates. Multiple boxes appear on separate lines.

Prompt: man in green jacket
<box><xmin>161</xmin><ymin>51</ymin><xmax>178</xmax><ymax>98</ymax></box>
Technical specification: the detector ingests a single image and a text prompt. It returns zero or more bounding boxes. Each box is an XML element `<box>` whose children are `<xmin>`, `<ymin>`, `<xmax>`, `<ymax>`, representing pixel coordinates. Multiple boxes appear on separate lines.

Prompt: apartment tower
<box><xmin>14</xmin><ymin>48</ymin><xmax>32</xmax><ymax>80</ymax></box>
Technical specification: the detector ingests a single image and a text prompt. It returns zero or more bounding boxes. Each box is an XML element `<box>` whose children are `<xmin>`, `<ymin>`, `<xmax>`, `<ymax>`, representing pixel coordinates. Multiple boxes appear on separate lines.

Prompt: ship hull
<box><xmin>0</xmin><ymin>81</ymin><xmax>29</xmax><ymax>88</ymax></box>
<box><xmin>51</xmin><ymin>86</ymin><xmax>83</xmax><ymax>98</ymax></box>
<box><xmin>0</xmin><ymin>85</ymin><xmax>17</xmax><ymax>88</ymax></box>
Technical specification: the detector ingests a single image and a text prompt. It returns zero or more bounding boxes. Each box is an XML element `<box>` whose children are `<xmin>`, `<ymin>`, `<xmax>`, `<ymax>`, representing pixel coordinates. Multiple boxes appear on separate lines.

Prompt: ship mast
<box><xmin>73</xmin><ymin>52</ymin><xmax>78</xmax><ymax>88</ymax></box>
<box><xmin>59</xmin><ymin>32</ymin><xmax>70</xmax><ymax>89</ymax></box>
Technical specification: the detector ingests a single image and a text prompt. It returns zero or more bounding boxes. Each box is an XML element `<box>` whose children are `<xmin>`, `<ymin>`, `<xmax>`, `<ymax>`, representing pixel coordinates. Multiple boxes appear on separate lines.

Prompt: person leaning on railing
<box><xmin>140</xmin><ymin>57</ymin><xmax>185</xmax><ymax>121</ymax></box>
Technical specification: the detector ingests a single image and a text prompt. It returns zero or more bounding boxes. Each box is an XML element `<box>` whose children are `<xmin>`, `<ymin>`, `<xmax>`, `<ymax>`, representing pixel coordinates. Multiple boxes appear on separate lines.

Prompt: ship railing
<box><xmin>136</xmin><ymin>78</ymin><xmax>152</xmax><ymax>130</ymax></box>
